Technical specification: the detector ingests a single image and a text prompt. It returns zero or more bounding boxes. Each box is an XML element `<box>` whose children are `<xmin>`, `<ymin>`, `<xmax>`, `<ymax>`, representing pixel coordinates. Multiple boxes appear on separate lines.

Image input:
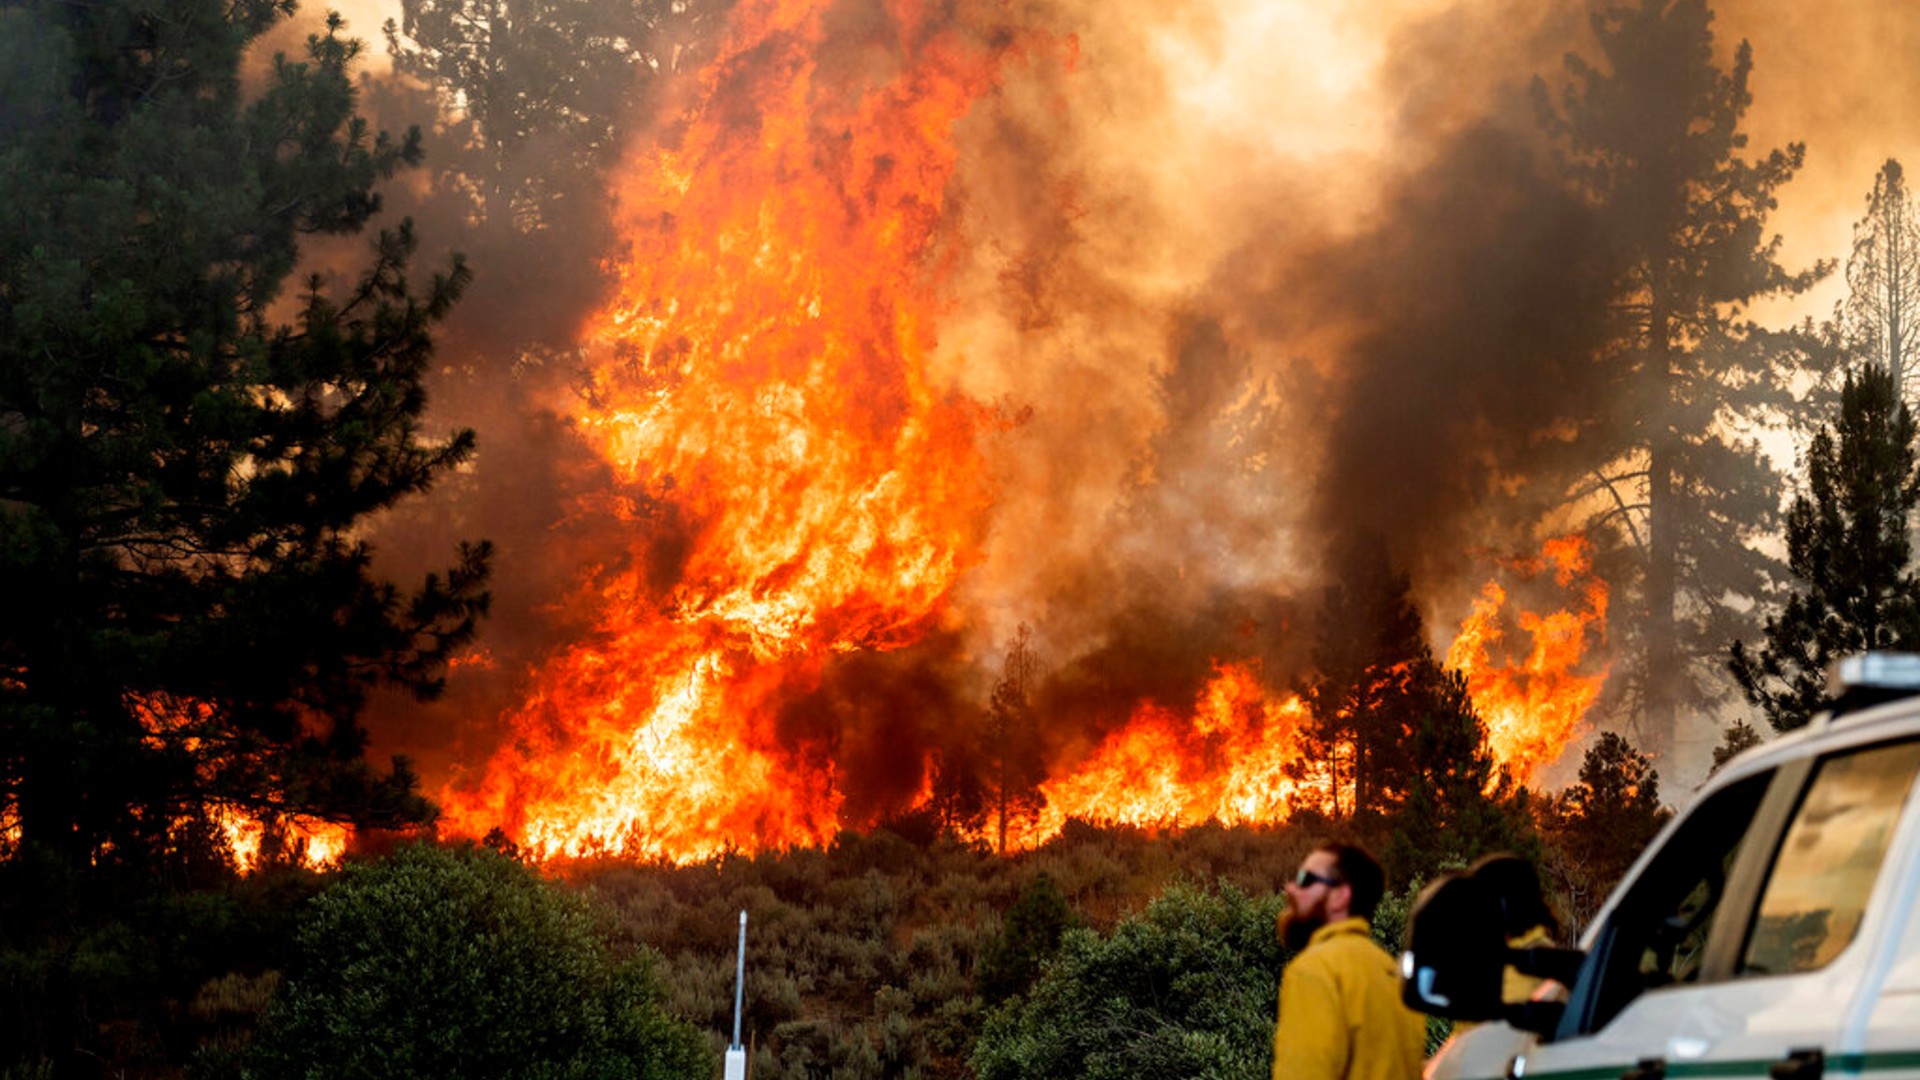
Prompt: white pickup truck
<box><xmin>1405</xmin><ymin>654</ymin><xmax>1920</xmax><ymax>1080</ymax></box>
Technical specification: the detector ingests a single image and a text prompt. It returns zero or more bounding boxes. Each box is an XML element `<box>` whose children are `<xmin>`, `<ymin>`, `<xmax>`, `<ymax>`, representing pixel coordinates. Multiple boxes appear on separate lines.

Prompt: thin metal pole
<box><xmin>731</xmin><ymin>910</ymin><xmax>747</xmax><ymax>1050</ymax></box>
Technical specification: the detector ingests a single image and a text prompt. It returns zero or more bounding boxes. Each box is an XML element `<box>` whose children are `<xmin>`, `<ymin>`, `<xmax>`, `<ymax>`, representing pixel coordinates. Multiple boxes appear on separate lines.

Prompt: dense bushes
<box><xmin>244</xmin><ymin>843</ymin><xmax>711</xmax><ymax>1080</ymax></box>
<box><xmin>0</xmin><ymin>811</ymin><xmax>1641</xmax><ymax>1078</ymax></box>
<box><xmin>972</xmin><ymin>882</ymin><xmax>1287</xmax><ymax>1080</ymax></box>
<box><xmin>578</xmin><ymin>822</ymin><xmax>1310</xmax><ymax>1080</ymax></box>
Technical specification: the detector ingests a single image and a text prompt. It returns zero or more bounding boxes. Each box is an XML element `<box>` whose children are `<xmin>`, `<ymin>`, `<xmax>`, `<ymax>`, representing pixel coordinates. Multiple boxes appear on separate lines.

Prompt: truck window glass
<box><xmin>1577</xmin><ymin>769</ymin><xmax>1773</xmax><ymax>1036</ymax></box>
<box><xmin>1740</xmin><ymin>739</ymin><xmax>1920</xmax><ymax>976</ymax></box>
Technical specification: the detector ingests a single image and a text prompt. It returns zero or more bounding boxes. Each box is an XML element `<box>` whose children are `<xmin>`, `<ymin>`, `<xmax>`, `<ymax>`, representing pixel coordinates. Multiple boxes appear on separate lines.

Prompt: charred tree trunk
<box><xmin>1643</xmin><ymin>303</ymin><xmax>1679</xmax><ymax>756</ymax></box>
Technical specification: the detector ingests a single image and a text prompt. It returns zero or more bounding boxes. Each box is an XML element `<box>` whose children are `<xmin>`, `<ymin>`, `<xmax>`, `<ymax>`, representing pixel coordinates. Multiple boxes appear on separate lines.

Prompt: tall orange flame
<box><xmin>1445</xmin><ymin>535</ymin><xmax>1609</xmax><ymax>785</ymax></box>
<box><xmin>432</xmin><ymin>1</ymin><xmax>1620</xmax><ymax>864</ymax></box>
<box><xmin>439</xmin><ymin>0</ymin><xmax>1037</xmax><ymax>861</ymax></box>
<box><xmin>1019</xmin><ymin>661</ymin><xmax>1310</xmax><ymax>847</ymax></box>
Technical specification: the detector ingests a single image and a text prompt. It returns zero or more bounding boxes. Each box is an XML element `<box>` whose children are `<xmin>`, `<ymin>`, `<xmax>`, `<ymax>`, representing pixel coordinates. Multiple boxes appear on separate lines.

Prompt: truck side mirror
<box><xmin>1401</xmin><ymin>874</ymin><xmax>1508</xmax><ymax>1021</ymax></box>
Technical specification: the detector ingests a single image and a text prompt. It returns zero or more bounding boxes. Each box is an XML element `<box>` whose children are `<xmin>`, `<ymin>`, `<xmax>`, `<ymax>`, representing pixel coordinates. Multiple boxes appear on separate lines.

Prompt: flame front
<box><xmin>1446</xmin><ymin>535</ymin><xmax>1610</xmax><ymax>784</ymax></box>
<box><xmin>440</xmin><ymin>0</ymin><xmax>1032</xmax><ymax>861</ymax></box>
<box><xmin>1022</xmin><ymin>662</ymin><xmax>1310</xmax><ymax>847</ymax></box>
<box><xmin>208</xmin><ymin>806</ymin><xmax>350</xmax><ymax>873</ymax></box>
<box><xmin>130</xmin><ymin>693</ymin><xmax>350</xmax><ymax>871</ymax></box>
<box><xmin>434</xmin><ymin>0</ymin><xmax>1621</xmax><ymax>864</ymax></box>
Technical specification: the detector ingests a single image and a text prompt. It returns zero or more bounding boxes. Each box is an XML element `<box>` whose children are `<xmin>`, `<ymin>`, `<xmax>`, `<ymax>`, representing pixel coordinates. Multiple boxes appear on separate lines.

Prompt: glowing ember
<box><xmin>1445</xmin><ymin>535</ymin><xmax>1609</xmax><ymax>784</ymax></box>
<box><xmin>1021</xmin><ymin>661</ymin><xmax>1309</xmax><ymax>846</ymax></box>
<box><xmin>129</xmin><ymin>693</ymin><xmax>352</xmax><ymax>871</ymax></box>
<box><xmin>209</xmin><ymin>806</ymin><xmax>351</xmax><ymax>873</ymax></box>
<box><xmin>439</xmin><ymin>0</ymin><xmax>1038</xmax><ymax>861</ymax></box>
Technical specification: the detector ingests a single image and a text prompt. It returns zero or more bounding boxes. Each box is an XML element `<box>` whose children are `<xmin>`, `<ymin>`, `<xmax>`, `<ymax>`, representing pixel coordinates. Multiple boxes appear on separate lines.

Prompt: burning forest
<box><xmin>9</xmin><ymin>0</ymin><xmax>1898</xmax><ymax>876</ymax></box>
<box><xmin>378</xmin><ymin>0</ymin><xmax>1652</xmax><ymax>864</ymax></box>
<box><xmin>15</xmin><ymin>0</ymin><xmax>1920</xmax><ymax>1071</ymax></box>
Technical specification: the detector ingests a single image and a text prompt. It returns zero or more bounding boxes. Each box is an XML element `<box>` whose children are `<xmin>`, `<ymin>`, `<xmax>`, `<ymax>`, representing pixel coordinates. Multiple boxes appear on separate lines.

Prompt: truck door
<box><xmin>1515</xmin><ymin>738</ymin><xmax>1920</xmax><ymax>1080</ymax></box>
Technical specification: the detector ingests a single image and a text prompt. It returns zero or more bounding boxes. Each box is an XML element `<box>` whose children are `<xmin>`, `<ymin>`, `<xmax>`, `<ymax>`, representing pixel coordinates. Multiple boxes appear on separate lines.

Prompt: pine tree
<box><xmin>1541</xmin><ymin>732</ymin><xmax>1669</xmax><ymax>933</ymax></box>
<box><xmin>1709</xmin><ymin>720</ymin><xmax>1763</xmax><ymax>773</ymax></box>
<box><xmin>1534</xmin><ymin>0</ymin><xmax>1826</xmax><ymax>750</ymax></box>
<box><xmin>1840</xmin><ymin>161</ymin><xmax>1920</xmax><ymax>404</ymax></box>
<box><xmin>1298</xmin><ymin>535</ymin><xmax>1427</xmax><ymax>818</ymax></box>
<box><xmin>1384</xmin><ymin>663</ymin><xmax>1539</xmax><ymax>888</ymax></box>
<box><xmin>987</xmin><ymin>625</ymin><xmax>1046</xmax><ymax>853</ymax></box>
<box><xmin>373</xmin><ymin>0</ymin><xmax>731</xmax><ymax>367</ymax></box>
<box><xmin>0</xmin><ymin>0</ymin><xmax>488</xmax><ymax>1062</ymax></box>
<box><xmin>385</xmin><ymin>0</ymin><xmax>627</xmax><ymax>236</ymax></box>
<box><xmin>1729</xmin><ymin>363</ymin><xmax>1920</xmax><ymax>730</ymax></box>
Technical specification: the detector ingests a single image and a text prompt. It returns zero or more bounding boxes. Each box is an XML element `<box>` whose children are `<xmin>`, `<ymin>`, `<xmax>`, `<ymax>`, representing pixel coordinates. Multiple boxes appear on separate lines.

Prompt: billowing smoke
<box><xmin>337</xmin><ymin>0</ymin><xmax>1903</xmax><ymax>841</ymax></box>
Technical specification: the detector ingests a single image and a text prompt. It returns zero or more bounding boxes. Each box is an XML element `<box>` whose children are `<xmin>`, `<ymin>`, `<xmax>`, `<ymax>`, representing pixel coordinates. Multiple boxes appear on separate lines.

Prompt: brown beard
<box><xmin>1280</xmin><ymin>910</ymin><xmax>1323</xmax><ymax>952</ymax></box>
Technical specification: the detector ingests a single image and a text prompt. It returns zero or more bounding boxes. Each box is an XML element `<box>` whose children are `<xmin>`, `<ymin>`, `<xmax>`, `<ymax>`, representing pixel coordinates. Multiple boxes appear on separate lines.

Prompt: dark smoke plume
<box><xmin>336</xmin><ymin>0</ymin><xmax>1878</xmax><ymax>813</ymax></box>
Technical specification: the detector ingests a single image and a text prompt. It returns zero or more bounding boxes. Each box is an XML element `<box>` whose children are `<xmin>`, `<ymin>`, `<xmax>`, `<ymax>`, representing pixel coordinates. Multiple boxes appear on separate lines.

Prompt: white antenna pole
<box><xmin>724</xmin><ymin>910</ymin><xmax>747</xmax><ymax>1080</ymax></box>
<box><xmin>731</xmin><ymin>910</ymin><xmax>747</xmax><ymax>1048</ymax></box>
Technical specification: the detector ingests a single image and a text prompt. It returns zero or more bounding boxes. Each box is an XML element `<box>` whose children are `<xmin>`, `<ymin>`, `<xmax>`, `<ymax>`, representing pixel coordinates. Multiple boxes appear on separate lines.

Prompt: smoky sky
<box><xmin>1290</xmin><ymin>121</ymin><xmax>1616</xmax><ymax>584</ymax></box>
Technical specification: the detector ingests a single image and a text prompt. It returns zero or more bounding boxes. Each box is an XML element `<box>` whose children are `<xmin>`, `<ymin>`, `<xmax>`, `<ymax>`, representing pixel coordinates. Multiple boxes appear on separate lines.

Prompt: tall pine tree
<box><xmin>1297</xmin><ymin>534</ymin><xmax>1428</xmax><ymax>819</ymax></box>
<box><xmin>1840</xmin><ymin>161</ymin><xmax>1920</xmax><ymax>405</ymax></box>
<box><xmin>1534</xmin><ymin>0</ymin><xmax>1825</xmax><ymax>750</ymax></box>
<box><xmin>986</xmin><ymin>624</ymin><xmax>1046</xmax><ymax>854</ymax></box>
<box><xmin>0</xmin><ymin>0</ymin><xmax>488</xmax><ymax>1062</ymax></box>
<box><xmin>1383</xmin><ymin>662</ymin><xmax>1539</xmax><ymax>888</ymax></box>
<box><xmin>1729</xmin><ymin>363</ymin><xmax>1920</xmax><ymax>730</ymax></box>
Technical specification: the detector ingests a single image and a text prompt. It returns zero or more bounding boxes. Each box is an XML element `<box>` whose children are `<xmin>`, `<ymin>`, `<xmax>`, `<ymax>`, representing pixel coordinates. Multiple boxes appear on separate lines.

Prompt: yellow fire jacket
<box><xmin>1271</xmin><ymin>917</ymin><xmax>1426</xmax><ymax>1080</ymax></box>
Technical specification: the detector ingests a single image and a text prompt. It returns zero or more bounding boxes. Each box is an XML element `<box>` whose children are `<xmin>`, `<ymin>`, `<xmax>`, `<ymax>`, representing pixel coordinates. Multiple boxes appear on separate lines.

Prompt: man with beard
<box><xmin>1271</xmin><ymin>843</ymin><xmax>1425</xmax><ymax>1080</ymax></box>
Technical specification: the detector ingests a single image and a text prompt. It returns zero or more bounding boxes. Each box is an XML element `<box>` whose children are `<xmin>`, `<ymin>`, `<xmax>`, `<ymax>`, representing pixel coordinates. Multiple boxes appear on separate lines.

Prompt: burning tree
<box><xmin>1297</xmin><ymin>536</ymin><xmax>1432</xmax><ymax>819</ymax></box>
<box><xmin>1534</xmin><ymin>0</ymin><xmax>1826</xmax><ymax>748</ymax></box>
<box><xmin>434</xmin><ymin>0</ymin><xmax>1043</xmax><ymax>861</ymax></box>
<box><xmin>986</xmin><ymin>625</ymin><xmax>1047</xmax><ymax>854</ymax></box>
<box><xmin>377</xmin><ymin>0</ymin><xmax>732</xmax><ymax>360</ymax></box>
<box><xmin>0</xmin><ymin>0</ymin><xmax>486</xmax><ymax>1064</ymax></box>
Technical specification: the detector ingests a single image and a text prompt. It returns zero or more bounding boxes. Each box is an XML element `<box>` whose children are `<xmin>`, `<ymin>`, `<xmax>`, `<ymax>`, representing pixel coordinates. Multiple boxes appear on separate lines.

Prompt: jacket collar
<box><xmin>1307</xmin><ymin>916</ymin><xmax>1373</xmax><ymax>948</ymax></box>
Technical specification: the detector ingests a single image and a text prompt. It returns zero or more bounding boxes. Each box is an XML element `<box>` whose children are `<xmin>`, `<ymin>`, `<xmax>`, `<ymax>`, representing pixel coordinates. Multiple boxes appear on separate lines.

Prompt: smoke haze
<box><xmin>330</xmin><ymin>0</ymin><xmax>1917</xmax><ymax>830</ymax></box>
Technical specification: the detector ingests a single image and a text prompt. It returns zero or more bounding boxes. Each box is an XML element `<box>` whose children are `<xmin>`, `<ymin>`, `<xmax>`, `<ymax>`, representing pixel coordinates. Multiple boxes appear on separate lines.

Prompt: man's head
<box><xmin>1280</xmin><ymin>843</ymin><xmax>1386</xmax><ymax>950</ymax></box>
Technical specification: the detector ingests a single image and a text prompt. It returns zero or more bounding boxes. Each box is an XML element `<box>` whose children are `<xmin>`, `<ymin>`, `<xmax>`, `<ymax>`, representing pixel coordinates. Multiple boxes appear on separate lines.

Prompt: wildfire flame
<box><xmin>128</xmin><ymin>693</ymin><xmax>351</xmax><ymax>871</ymax></box>
<box><xmin>438</xmin><ymin>0</ymin><xmax>1036</xmax><ymax>861</ymax></box>
<box><xmin>208</xmin><ymin>806</ymin><xmax>351</xmax><ymax>873</ymax></box>
<box><xmin>1445</xmin><ymin>535</ymin><xmax>1610</xmax><ymax>785</ymax></box>
<box><xmin>1022</xmin><ymin>661</ymin><xmax>1310</xmax><ymax>847</ymax></box>
<box><xmin>434</xmin><ymin>0</ymin><xmax>1614</xmax><ymax>864</ymax></box>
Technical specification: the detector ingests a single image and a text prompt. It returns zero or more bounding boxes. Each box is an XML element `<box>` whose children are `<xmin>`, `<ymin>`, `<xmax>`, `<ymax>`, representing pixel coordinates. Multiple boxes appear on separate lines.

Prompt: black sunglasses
<box><xmin>1292</xmin><ymin>869</ymin><xmax>1343</xmax><ymax>889</ymax></box>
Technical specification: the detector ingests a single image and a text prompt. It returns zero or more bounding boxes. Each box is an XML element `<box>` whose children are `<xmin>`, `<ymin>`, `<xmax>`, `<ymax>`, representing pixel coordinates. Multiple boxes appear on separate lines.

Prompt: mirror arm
<box><xmin>1509</xmin><ymin>946</ymin><xmax>1586</xmax><ymax>986</ymax></box>
<box><xmin>1503</xmin><ymin>999</ymin><xmax>1568</xmax><ymax>1037</ymax></box>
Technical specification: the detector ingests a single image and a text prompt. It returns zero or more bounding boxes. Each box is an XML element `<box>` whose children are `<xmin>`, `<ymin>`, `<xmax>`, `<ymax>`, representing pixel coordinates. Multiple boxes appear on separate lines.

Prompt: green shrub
<box><xmin>246</xmin><ymin>843</ymin><xmax>712</xmax><ymax>1080</ymax></box>
<box><xmin>974</xmin><ymin>872</ymin><xmax>1075</xmax><ymax>1004</ymax></box>
<box><xmin>971</xmin><ymin>880</ymin><xmax>1286</xmax><ymax>1080</ymax></box>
